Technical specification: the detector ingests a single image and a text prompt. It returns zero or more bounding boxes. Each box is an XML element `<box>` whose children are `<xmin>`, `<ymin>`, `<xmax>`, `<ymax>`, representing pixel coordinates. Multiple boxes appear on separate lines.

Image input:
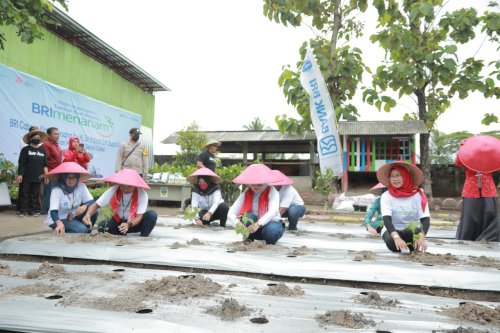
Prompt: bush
<box><xmin>218</xmin><ymin>164</ymin><xmax>245</xmax><ymax>203</ymax></box>
<box><xmin>88</xmin><ymin>186</ymin><xmax>109</xmax><ymax>200</ymax></box>
<box><xmin>0</xmin><ymin>153</ymin><xmax>17</xmax><ymax>184</ymax></box>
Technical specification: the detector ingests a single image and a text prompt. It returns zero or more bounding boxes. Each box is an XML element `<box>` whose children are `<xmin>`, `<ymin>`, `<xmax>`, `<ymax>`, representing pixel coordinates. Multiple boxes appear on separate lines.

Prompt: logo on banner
<box><xmin>302</xmin><ymin>60</ymin><xmax>313</xmax><ymax>73</ymax></box>
<box><xmin>319</xmin><ymin>135</ymin><xmax>338</xmax><ymax>155</ymax></box>
<box><xmin>15</xmin><ymin>75</ymin><xmax>24</xmax><ymax>84</ymax></box>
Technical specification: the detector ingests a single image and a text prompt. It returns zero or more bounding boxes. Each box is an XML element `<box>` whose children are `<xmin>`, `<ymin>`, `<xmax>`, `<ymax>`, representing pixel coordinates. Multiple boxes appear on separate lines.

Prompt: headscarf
<box><xmin>387</xmin><ymin>165</ymin><xmax>428</xmax><ymax>211</ymax></box>
<box><xmin>239</xmin><ymin>185</ymin><xmax>270</xmax><ymax>219</ymax></box>
<box><xmin>193</xmin><ymin>176</ymin><xmax>219</xmax><ymax>196</ymax></box>
<box><xmin>57</xmin><ymin>173</ymin><xmax>80</xmax><ymax>194</ymax></box>
<box><xmin>67</xmin><ymin>136</ymin><xmax>79</xmax><ymax>151</ymax></box>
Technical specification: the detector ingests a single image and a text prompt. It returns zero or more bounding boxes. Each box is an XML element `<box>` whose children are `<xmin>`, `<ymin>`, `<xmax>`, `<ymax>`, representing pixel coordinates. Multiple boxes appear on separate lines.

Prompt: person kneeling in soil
<box><xmin>186</xmin><ymin>168</ymin><xmax>229</xmax><ymax>227</ymax></box>
<box><xmin>269</xmin><ymin>170</ymin><xmax>306</xmax><ymax>231</ymax></box>
<box><xmin>44</xmin><ymin>162</ymin><xmax>97</xmax><ymax>234</ymax></box>
<box><xmin>228</xmin><ymin>164</ymin><xmax>284</xmax><ymax>245</ymax></box>
<box><xmin>83</xmin><ymin>169</ymin><xmax>157</xmax><ymax>237</ymax></box>
<box><xmin>364</xmin><ymin>183</ymin><xmax>386</xmax><ymax>236</ymax></box>
<box><xmin>377</xmin><ymin>161</ymin><xmax>430</xmax><ymax>252</ymax></box>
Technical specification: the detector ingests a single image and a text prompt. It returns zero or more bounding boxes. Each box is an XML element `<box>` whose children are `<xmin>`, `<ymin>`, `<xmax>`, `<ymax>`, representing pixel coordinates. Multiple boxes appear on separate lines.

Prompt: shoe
<box><xmin>18</xmin><ymin>212</ymin><xmax>26</xmax><ymax>218</ymax></box>
<box><xmin>33</xmin><ymin>212</ymin><xmax>40</xmax><ymax>217</ymax></box>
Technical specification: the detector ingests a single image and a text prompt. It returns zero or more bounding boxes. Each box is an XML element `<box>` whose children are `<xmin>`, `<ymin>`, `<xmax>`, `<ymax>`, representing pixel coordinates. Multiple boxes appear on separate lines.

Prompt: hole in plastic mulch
<box><xmin>422</xmin><ymin>263</ymin><xmax>434</xmax><ymax>266</ymax></box>
<box><xmin>376</xmin><ymin>331</ymin><xmax>392</xmax><ymax>333</ymax></box>
<box><xmin>286</xmin><ymin>255</ymin><xmax>297</xmax><ymax>258</ymax></box>
<box><xmin>459</xmin><ymin>301</ymin><xmax>467</xmax><ymax>305</ymax></box>
<box><xmin>178</xmin><ymin>274</ymin><xmax>196</xmax><ymax>279</ymax></box>
<box><xmin>267</xmin><ymin>283</ymin><xmax>277</xmax><ymax>287</ymax></box>
<box><xmin>46</xmin><ymin>295</ymin><xmax>63</xmax><ymax>300</ymax></box>
<box><xmin>250</xmin><ymin>317</ymin><xmax>269</xmax><ymax>324</ymax></box>
<box><xmin>226</xmin><ymin>250</ymin><xmax>236</xmax><ymax>253</ymax></box>
<box><xmin>113</xmin><ymin>268</ymin><xmax>125</xmax><ymax>272</ymax></box>
<box><xmin>136</xmin><ymin>309</ymin><xmax>153</xmax><ymax>314</ymax></box>
<box><xmin>114</xmin><ymin>244</ymin><xmax>124</xmax><ymax>247</ymax></box>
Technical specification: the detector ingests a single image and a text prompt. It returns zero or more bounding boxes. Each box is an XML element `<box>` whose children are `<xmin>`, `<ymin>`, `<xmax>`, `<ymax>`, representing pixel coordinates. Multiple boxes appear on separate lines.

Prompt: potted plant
<box><xmin>0</xmin><ymin>153</ymin><xmax>17</xmax><ymax>206</ymax></box>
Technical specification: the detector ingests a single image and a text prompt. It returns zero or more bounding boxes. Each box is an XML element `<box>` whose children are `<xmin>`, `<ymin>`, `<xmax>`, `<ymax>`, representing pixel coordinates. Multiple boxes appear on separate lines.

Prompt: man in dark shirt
<box><xmin>197</xmin><ymin>140</ymin><xmax>221</xmax><ymax>171</ymax></box>
<box><xmin>41</xmin><ymin>127</ymin><xmax>62</xmax><ymax>215</ymax></box>
<box><xmin>17</xmin><ymin>130</ymin><xmax>48</xmax><ymax>217</ymax></box>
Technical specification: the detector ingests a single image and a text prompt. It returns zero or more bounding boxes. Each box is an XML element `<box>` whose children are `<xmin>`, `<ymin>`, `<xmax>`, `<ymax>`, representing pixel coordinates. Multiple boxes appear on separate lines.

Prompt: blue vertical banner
<box><xmin>299</xmin><ymin>48</ymin><xmax>344</xmax><ymax>176</ymax></box>
<box><xmin>0</xmin><ymin>63</ymin><xmax>141</xmax><ymax>178</ymax></box>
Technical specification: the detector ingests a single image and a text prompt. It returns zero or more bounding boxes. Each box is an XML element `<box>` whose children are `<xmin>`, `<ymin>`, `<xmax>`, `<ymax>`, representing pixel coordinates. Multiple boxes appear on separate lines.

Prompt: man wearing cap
<box><xmin>41</xmin><ymin>127</ymin><xmax>63</xmax><ymax>215</ymax></box>
<box><xmin>269</xmin><ymin>170</ymin><xmax>306</xmax><ymax>231</ymax></box>
<box><xmin>83</xmin><ymin>169</ymin><xmax>157</xmax><ymax>237</ymax></box>
<box><xmin>197</xmin><ymin>140</ymin><xmax>221</xmax><ymax>171</ymax></box>
<box><xmin>116</xmin><ymin>128</ymin><xmax>149</xmax><ymax>180</ymax></box>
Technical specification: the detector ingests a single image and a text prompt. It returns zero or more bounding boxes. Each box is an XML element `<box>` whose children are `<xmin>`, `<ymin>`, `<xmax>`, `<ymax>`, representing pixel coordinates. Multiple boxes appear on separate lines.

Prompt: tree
<box><xmin>429</xmin><ymin>129</ymin><xmax>471</xmax><ymax>164</ymax></box>
<box><xmin>262</xmin><ymin>0</ymin><xmax>368</xmax><ymax>134</ymax></box>
<box><xmin>173</xmin><ymin>122</ymin><xmax>207</xmax><ymax>167</ymax></box>
<box><xmin>243</xmin><ymin>117</ymin><xmax>269</xmax><ymax>130</ymax></box>
<box><xmin>363</xmin><ymin>1</ymin><xmax>499</xmax><ymax>197</ymax></box>
<box><xmin>0</xmin><ymin>0</ymin><xmax>68</xmax><ymax>50</ymax></box>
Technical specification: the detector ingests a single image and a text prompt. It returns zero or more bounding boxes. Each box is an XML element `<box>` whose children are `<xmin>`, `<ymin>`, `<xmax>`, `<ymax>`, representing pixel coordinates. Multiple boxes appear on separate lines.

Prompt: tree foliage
<box><xmin>0</xmin><ymin>0</ymin><xmax>68</xmax><ymax>50</ymax></box>
<box><xmin>243</xmin><ymin>117</ymin><xmax>269</xmax><ymax>130</ymax></box>
<box><xmin>263</xmin><ymin>0</ymin><xmax>369</xmax><ymax>134</ymax></box>
<box><xmin>174</xmin><ymin>122</ymin><xmax>207</xmax><ymax>167</ymax></box>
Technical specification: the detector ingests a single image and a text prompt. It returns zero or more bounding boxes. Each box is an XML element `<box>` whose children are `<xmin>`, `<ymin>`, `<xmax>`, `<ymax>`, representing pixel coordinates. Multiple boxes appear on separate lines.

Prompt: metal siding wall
<box><xmin>0</xmin><ymin>25</ymin><xmax>155</xmax><ymax>128</ymax></box>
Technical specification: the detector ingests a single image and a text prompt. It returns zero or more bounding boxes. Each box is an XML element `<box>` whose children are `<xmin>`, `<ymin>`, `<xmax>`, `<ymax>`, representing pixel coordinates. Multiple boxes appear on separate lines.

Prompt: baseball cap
<box><xmin>129</xmin><ymin>128</ymin><xmax>142</xmax><ymax>134</ymax></box>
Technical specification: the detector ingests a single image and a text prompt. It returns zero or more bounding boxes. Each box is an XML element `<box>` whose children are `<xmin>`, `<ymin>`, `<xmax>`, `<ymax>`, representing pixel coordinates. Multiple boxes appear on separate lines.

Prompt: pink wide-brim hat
<box><xmin>269</xmin><ymin>170</ymin><xmax>294</xmax><ymax>186</ymax></box>
<box><xmin>369</xmin><ymin>182</ymin><xmax>386</xmax><ymax>196</ymax></box>
<box><xmin>376</xmin><ymin>161</ymin><xmax>424</xmax><ymax>187</ymax></box>
<box><xmin>104</xmin><ymin>169</ymin><xmax>150</xmax><ymax>189</ymax></box>
<box><xmin>45</xmin><ymin>162</ymin><xmax>91</xmax><ymax>181</ymax></box>
<box><xmin>458</xmin><ymin>135</ymin><xmax>500</xmax><ymax>173</ymax></box>
<box><xmin>186</xmin><ymin>167</ymin><xmax>222</xmax><ymax>184</ymax></box>
<box><xmin>232</xmin><ymin>164</ymin><xmax>281</xmax><ymax>185</ymax></box>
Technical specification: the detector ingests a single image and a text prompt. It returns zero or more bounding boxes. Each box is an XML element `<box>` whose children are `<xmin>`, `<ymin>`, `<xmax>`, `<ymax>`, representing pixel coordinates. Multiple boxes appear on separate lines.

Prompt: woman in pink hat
<box><xmin>63</xmin><ymin>136</ymin><xmax>91</xmax><ymax>169</ymax></box>
<box><xmin>186</xmin><ymin>168</ymin><xmax>229</xmax><ymax>227</ymax></box>
<box><xmin>364</xmin><ymin>183</ymin><xmax>386</xmax><ymax>236</ymax></box>
<box><xmin>228</xmin><ymin>164</ymin><xmax>284</xmax><ymax>244</ymax></box>
<box><xmin>43</xmin><ymin>162</ymin><xmax>97</xmax><ymax>234</ymax></box>
<box><xmin>377</xmin><ymin>161</ymin><xmax>430</xmax><ymax>252</ymax></box>
<box><xmin>455</xmin><ymin>135</ymin><xmax>500</xmax><ymax>241</ymax></box>
<box><xmin>269</xmin><ymin>170</ymin><xmax>306</xmax><ymax>231</ymax></box>
<box><xmin>83</xmin><ymin>169</ymin><xmax>157</xmax><ymax>237</ymax></box>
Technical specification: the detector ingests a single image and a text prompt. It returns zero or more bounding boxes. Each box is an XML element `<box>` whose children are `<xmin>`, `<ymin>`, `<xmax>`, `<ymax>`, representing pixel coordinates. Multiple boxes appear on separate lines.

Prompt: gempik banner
<box><xmin>0</xmin><ymin>63</ymin><xmax>141</xmax><ymax>178</ymax></box>
<box><xmin>299</xmin><ymin>48</ymin><xmax>344</xmax><ymax>176</ymax></box>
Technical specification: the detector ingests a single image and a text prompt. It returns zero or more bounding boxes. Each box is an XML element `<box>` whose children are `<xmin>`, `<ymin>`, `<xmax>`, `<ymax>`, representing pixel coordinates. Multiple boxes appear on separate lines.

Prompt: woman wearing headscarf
<box><xmin>364</xmin><ymin>183</ymin><xmax>387</xmax><ymax>236</ymax></box>
<box><xmin>228</xmin><ymin>164</ymin><xmax>284</xmax><ymax>245</ymax></box>
<box><xmin>43</xmin><ymin>162</ymin><xmax>97</xmax><ymax>234</ymax></box>
<box><xmin>83</xmin><ymin>169</ymin><xmax>157</xmax><ymax>237</ymax></box>
<box><xmin>63</xmin><ymin>136</ymin><xmax>91</xmax><ymax>169</ymax></box>
<box><xmin>377</xmin><ymin>161</ymin><xmax>430</xmax><ymax>252</ymax></box>
<box><xmin>187</xmin><ymin>168</ymin><xmax>229</xmax><ymax>227</ymax></box>
<box><xmin>455</xmin><ymin>135</ymin><xmax>500</xmax><ymax>242</ymax></box>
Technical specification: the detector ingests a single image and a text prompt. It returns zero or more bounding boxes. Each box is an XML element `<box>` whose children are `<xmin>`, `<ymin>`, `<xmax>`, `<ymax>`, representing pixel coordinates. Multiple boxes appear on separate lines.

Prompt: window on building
<box><xmin>399</xmin><ymin>139</ymin><xmax>411</xmax><ymax>160</ymax></box>
<box><xmin>375</xmin><ymin>138</ymin><xmax>387</xmax><ymax>159</ymax></box>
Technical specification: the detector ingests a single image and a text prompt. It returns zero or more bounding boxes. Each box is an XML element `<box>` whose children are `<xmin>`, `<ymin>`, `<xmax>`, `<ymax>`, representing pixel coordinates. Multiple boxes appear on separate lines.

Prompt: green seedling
<box><xmin>97</xmin><ymin>206</ymin><xmax>114</xmax><ymax>233</ymax></box>
<box><xmin>404</xmin><ymin>221</ymin><xmax>423</xmax><ymax>246</ymax></box>
<box><xmin>235</xmin><ymin>212</ymin><xmax>255</xmax><ymax>241</ymax></box>
<box><xmin>184</xmin><ymin>205</ymin><xmax>200</xmax><ymax>222</ymax></box>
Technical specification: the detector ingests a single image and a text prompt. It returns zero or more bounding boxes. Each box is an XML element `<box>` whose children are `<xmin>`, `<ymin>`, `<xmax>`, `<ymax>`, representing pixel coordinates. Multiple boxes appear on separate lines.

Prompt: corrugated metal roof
<box><xmin>161</xmin><ymin>120</ymin><xmax>428</xmax><ymax>144</ymax></box>
<box><xmin>44</xmin><ymin>7</ymin><xmax>169</xmax><ymax>93</ymax></box>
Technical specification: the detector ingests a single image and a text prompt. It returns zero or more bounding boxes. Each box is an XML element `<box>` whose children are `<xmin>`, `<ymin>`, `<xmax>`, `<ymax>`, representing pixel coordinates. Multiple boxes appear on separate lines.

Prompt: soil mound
<box><xmin>354</xmin><ymin>251</ymin><xmax>376</xmax><ymax>261</ymax></box>
<box><xmin>443</xmin><ymin>327</ymin><xmax>490</xmax><ymax>333</ymax></box>
<box><xmin>354</xmin><ymin>291</ymin><xmax>399</xmax><ymax>307</ymax></box>
<box><xmin>317</xmin><ymin>310</ymin><xmax>375</xmax><ymax>328</ymax></box>
<box><xmin>0</xmin><ymin>262</ymin><xmax>11</xmax><ymax>276</ymax></box>
<box><xmin>170</xmin><ymin>241</ymin><xmax>188</xmax><ymax>249</ymax></box>
<box><xmin>187</xmin><ymin>238</ymin><xmax>204</xmax><ymax>245</ymax></box>
<box><xmin>228</xmin><ymin>241</ymin><xmax>281</xmax><ymax>252</ymax></box>
<box><xmin>10</xmin><ymin>282</ymin><xmax>61</xmax><ymax>296</ymax></box>
<box><xmin>206</xmin><ymin>298</ymin><xmax>251</xmax><ymax>320</ymax></box>
<box><xmin>441</xmin><ymin>302</ymin><xmax>500</xmax><ymax>327</ymax></box>
<box><xmin>468</xmin><ymin>256</ymin><xmax>500</xmax><ymax>269</ymax></box>
<box><xmin>25</xmin><ymin>262</ymin><xmax>67</xmax><ymax>279</ymax></box>
<box><xmin>262</xmin><ymin>282</ymin><xmax>305</xmax><ymax>296</ymax></box>
<box><xmin>287</xmin><ymin>245</ymin><xmax>316</xmax><ymax>256</ymax></box>
<box><xmin>400</xmin><ymin>252</ymin><xmax>459</xmax><ymax>265</ymax></box>
<box><xmin>328</xmin><ymin>233</ymin><xmax>354</xmax><ymax>239</ymax></box>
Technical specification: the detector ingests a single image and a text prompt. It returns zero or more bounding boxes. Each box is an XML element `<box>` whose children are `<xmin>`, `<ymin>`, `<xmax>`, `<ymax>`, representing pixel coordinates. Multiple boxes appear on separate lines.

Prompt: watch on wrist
<box><xmin>392</xmin><ymin>234</ymin><xmax>400</xmax><ymax>240</ymax></box>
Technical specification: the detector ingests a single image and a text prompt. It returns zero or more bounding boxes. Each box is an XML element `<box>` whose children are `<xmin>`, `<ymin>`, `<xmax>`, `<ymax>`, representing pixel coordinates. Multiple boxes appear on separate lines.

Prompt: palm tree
<box><xmin>243</xmin><ymin>117</ymin><xmax>268</xmax><ymax>131</ymax></box>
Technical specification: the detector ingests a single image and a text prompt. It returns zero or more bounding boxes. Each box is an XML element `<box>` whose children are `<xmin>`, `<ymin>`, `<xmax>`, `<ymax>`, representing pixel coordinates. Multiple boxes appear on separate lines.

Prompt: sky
<box><xmin>59</xmin><ymin>0</ymin><xmax>499</xmax><ymax>155</ymax></box>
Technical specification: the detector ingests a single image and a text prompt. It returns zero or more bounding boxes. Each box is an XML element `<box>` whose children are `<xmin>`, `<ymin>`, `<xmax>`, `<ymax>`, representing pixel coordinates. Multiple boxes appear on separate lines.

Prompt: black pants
<box><xmin>198</xmin><ymin>202</ymin><xmax>229</xmax><ymax>227</ymax></box>
<box><xmin>20</xmin><ymin>181</ymin><xmax>41</xmax><ymax>214</ymax></box>
<box><xmin>456</xmin><ymin>197</ymin><xmax>500</xmax><ymax>242</ymax></box>
<box><xmin>382</xmin><ymin>229</ymin><xmax>417</xmax><ymax>252</ymax></box>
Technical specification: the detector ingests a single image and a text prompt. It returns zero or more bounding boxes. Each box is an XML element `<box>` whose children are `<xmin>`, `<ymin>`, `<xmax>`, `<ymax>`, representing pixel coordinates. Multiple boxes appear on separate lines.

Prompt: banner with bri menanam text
<box><xmin>0</xmin><ymin>63</ymin><xmax>141</xmax><ymax>178</ymax></box>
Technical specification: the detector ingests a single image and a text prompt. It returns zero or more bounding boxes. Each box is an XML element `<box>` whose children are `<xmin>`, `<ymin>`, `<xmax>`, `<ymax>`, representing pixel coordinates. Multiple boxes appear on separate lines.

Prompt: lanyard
<box><xmin>119</xmin><ymin>194</ymin><xmax>133</xmax><ymax>220</ymax></box>
<box><xmin>65</xmin><ymin>192</ymin><xmax>76</xmax><ymax>210</ymax></box>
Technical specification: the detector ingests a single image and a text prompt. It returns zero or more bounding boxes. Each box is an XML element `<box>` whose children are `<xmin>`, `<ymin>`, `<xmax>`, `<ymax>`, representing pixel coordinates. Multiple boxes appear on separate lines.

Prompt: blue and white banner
<box><xmin>0</xmin><ymin>63</ymin><xmax>141</xmax><ymax>178</ymax></box>
<box><xmin>300</xmin><ymin>48</ymin><xmax>344</xmax><ymax>176</ymax></box>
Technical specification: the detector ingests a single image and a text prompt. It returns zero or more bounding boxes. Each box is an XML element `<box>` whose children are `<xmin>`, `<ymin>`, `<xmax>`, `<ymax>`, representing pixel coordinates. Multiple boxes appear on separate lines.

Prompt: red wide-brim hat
<box><xmin>376</xmin><ymin>161</ymin><xmax>424</xmax><ymax>187</ymax></box>
<box><xmin>269</xmin><ymin>170</ymin><xmax>294</xmax><ymax>186</ymax></box>
<box><xmin>232</xmin><ymin>164</ymin><xmax>281</xmax><ymax>185</ymax></box>
<box><xmin>457</xmin><ymin>135</ymin><xmax>500</xmax><ymax>173</ymax></box>
<box><xmin>104</xmin><ymin>169</ymin><xmax>150</xmax><ymax>189</ymax></box>
<box><xmin>369</xmin><ymin>182</ymin><xmax>386</xmax><ymax>196</ymax></box>
<box><xmin>186</xmin><ymin>167</ymin><xmax>222</xmax><ymax>184</ymax></box>
<box><xmin>45</xmin><ymin>162</ymin><xmax>91</xmax><ymax>181</ymax></box>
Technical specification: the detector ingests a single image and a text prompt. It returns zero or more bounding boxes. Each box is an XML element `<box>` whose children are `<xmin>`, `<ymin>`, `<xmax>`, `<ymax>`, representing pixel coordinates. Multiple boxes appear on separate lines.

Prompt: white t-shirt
<box><xmin>278</xmin><ymin>185</ymin><xmax>304</xmax><ymax>208</ymax></box>
<box><xmin>44</xmin><ymin>182</ymin><xmax>93</xmax><ymax>225</ymax></box>
<box><xmin>96</xmin><ymin>185</ymin><xmax>148</xmax><ymax>220</ymax></box>
<box><xmin>192</xmin><ymin>189</ymin><xmax>223</xmax><ymax>213</ymax></box>
<box><xmin>380</xmin><ymin>191</ymin><xmax>430</xmax><ymax>231</ymax></box>
<box><xmin>228</xmin><ymin>186</ymin><xmax>281</xmax><ymax>226</ymax></box>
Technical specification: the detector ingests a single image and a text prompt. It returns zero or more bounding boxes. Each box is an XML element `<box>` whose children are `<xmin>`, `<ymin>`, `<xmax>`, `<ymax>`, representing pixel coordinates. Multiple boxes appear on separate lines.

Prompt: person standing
<box><xmin>41</xmin><ymin>127</ymin><xmax>62</xmax><ymax>215</ymax></box>
<box><xmin>197</xmin><ymin>140</ymin><xmax>221</xmax><ymax>171</ymax></box>
<box><xmin>17</xmin><ymin>129</ymin><xmax>48</xmax><ymax>217</ymax></box>
<box><xmin>16</xmin><ymin>125</ymin><xmax>41</xmax><ymax>215</ymax></box>
<box><xmin>63</xmin><ymin>136</ymin><xmax>91</xmax><ymax>169</ymax></box>
<box><xmin>269</xmin><ymin>170</ymin><xmax>306</xmax><ymax>231</ymax></box>
<box><xmin>455</xmin><ymin>135</ymin><xmax>500</xmax><ymax>242</ymax></box>
<box><xmin>116</xmin><ymin>128</ymin><xmax>148</xmax><ymax>180</ymax></box>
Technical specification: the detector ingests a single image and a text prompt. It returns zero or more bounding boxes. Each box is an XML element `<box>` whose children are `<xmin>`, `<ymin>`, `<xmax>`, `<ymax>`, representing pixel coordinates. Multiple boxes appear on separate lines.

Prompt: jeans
<box><xmin>41</xmin><ymin>181</ymin><xmax>55</xmax><ymax>215</ymax></box>
<box><xmin>98</xmin><ymin>210</ymin><xmax>157</xmax><ymax>237</ymax></box>
<box><xmin>198</xmin><ymin>202</ymin><xmax>229</xmax><ymax>227</ymax></box>
<box><xmin>49</xmin><ymin>206</ymin><xmax>98</xmax><ymax>234</ymax></box>
<box><xmin>244</xmin><ymin>213</ymin><xmax>284</xmax><ymax>245</ymax></box>
<box><xmin>282</xmin><ymin>204</ymin><xmax>306</xmax><ymax>230</ymax></box>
